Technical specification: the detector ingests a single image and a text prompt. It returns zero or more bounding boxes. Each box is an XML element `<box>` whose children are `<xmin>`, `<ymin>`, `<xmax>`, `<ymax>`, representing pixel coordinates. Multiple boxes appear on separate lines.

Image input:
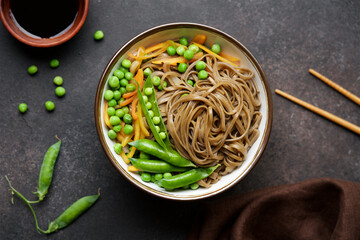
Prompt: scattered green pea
<box><xmin>141</xmin><ymin>172</ymin><xmax>152</xmax><ymax>182</ymax></box>
<box><xmin>108</xmin><ymin>99</ymin><xmax>117</xmax><ymax>107</ymax></box>
<box><xmin>122</xmin><ymin>106</ymin><xmax>129</xmax><ymax>114</ymax></box>
<box><xmin>108</xmin><ymin>129</ymin><xmax>117</xmax><ymax>139</ymax></box>
<box><xmin>120</xmin><ymin>79</ymin><xmax>128</xmax><ymax>87</ymax></box>
<box><xmin>113</xmin><ymin>70</ymin><xmax>124</xmax><ymax>79</ymax></box>
<box><xmin>115</xmin><ymin>109</ymin><xmax>125</xmax><ymax>118</ymax></box>
<box><xmin>196</xmin><ymin>61</ymin><xmax>206</xmax><ymax>71</ymax></box>
<box><xmin>176</xmin><ymin>46</ymin><xmax>185</xmax><ymax>56</ymax></box>
<box><xmin>49</xmin><ymin>59</ymin><xmax>59</xmax><ymax>68</ymax></box>
<box><xmin>28</xmin><ymin>65</ymin><xmax>38</xmax><ymax>75</ymax></box>
<box><xmin>53</xmin><ymin>76</ymin><xmax>63</xmax><ymax>86</ymax></box>
<box><xmin>155</xmin><ymin>126</ymin><xmax>160</xmax><ymax>132</ymax></box>
<box><xmin>154</xmin><ymin>173</ymin><xmax>163</xmax><ymax>181</ymax></box>
<box><xmin>146</xmin><ymin>102</ymin><xmax>152</xmax><ymax>109</ymax></box>
<box><xmin>167</xmin><ymin>46</ymin><xmax>176</xmax><ymax>56</ymax></box>
<box><xmin>45</xmin><ymin>101</ymin><xmax>55</xmax><ymax>111</ymax></box>
<box><xmin>113</xmin><ymin>90</ymin><xmax>121</xmax><ymax>100</ymax></box>
<box><xmin>158</xmin><ymin>81</ymin><xmax>167</xmax><ymax>90</ymax></box>
<box><xmin>123</xmin><ymin>113</ymin><xmax>132</xmax><ymax>124</ymax></box>
<box><xmin>144</xmin><ymin>68</ymin><xmax>152</xmax><ymax>77</ymax></box>
<box><xmin>123</xmin><ymin>124</ymin><xmax>134</xmax><ymax>135</ymax></box>
<box><xmin>152</xmin><ymin>116</ymin><xmax>160</xmax><ymax>125</ymax></box>
<box><xmin>110</xmin><ymin>116</ymin><xmax>121</xmax><ymax>126</ymax></box>
<box><xmin>142</xmin><ymin>96</ymin><xmax>148</xmax><ymax>103</ymax></box>
<box><xmin>126</xmin><ymin>83</ymin><xmax>136</xmax><ymax>92</ymax></box>
<box><xmin>119</xmin><ymin>87</ymin><xmax>127</xmax><ymax>95</ymax></box>
<box><xmin>139</xmin><ymin>152</ymin><xmax>150</xmax><ymax>159</ymax></box>
<box><xmin>159</xmin><ymin>132</ymin><xmax>166</xmax><ymax>139</ymax></box>
<box><xmin>188</xmin><ymin>44</ymin><xmax>199</xmax><ymax>53</ymax></box>
<box><xmin>55</xmin><ymin>87</ymin><xmax>66</xmax><ymax>97</ymax></box>
<box><xmin>148</xmin><ymin>110</ymin><xmax>154</xmax><ymax>118</ymax></box>
<box><xmin>179</xmin><ymin>37</ymin><xmax>188</xmax><ymax>46</ymax></box>
<box><xmin>184</xmin><ymin>50</ymin><xmax>194</xmax><ymax>60</ymax></box>
<box><xmin>152</xmin><ymin>76</ymin><xmax>161</xmax><ymax>86</ymax></box>
<box><xmin>163</xmin><ymin>172</ymin><xmax>172</xmax><ymax>179</ymax></box>
<box><xmin>211</xmin><ymin>43</ymin><xmax>221</xmax><ymax>54</ymax></box>
<box><xmin>107</xmin><ymin>107</ymin><xmax>115</xmax><ymax>116</ymax></box>
<box><xmin>190</xmin><ymin>183</ymin><xmax>199</xmax><ymax>190</ymax></box>
<box><xmin>121</xmin><ymin>59</ymin><xmax>131</xmax><ymax>69</ymax></box>
<box><xmin>125</xmin><ymin>72</ymin><xmax>133</xmax><ymax>81</ymax></box>
<box><xmin>198</xmin><ymin>70</ymin><xmax>208</xmax><ymax>80</ymax></box>
<box><xmin>187</xmin><ymin>79</ymin><xmax>194</xmax><ymax>86</ymax></box>
<box><xmin>178</xmin><ymin>63</ymin><xmax>187</xmax><ymax>73</ymax></box>
<box><xmin>18</xmin><ymin>103</ymin><xmax>27</xmax><ymax>113</ymax></box>
<box><xmin>94</xmin><ymin>30</ymin><xmax>104</xmax><ymax>40</ymax></box>
<box><xmin>114</xmin><ymin>143</ymin><xmax>122</xmax><ymax>154</ymax></box>
<box><xmin>109</xmin><ymin>76</ymin><xmax>120</xmax><ymax>88</ymax></box>
<box><xmin>144</xmin><ymin>88</ymin><xmax>153</xmax><ymax>96</ymax></box>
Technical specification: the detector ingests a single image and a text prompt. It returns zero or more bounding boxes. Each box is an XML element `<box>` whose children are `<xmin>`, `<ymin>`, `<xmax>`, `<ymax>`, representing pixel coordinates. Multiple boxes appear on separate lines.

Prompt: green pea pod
<box><xmin>128</xmin><ymin>139</ymin><xmax>196</xmax><ymax>167</ymax></box>
<box><xmin>34</xmin><ymin>139</ymin><xmax>61</xmax><ymax>201</ymax></box>
<box><xmin>129</xmin><ymin>158</ymin><xmax>189</xmax><ymax>173</ymax></box>
<box><xmin>157</xmin><ymin>164</ymin><xmax>220</xmax><ymax>189</ymax></box>
<box><xmin>45</xmin><ymin>189</ymin><xmax>100</xmax><ymax>234</ymax></box>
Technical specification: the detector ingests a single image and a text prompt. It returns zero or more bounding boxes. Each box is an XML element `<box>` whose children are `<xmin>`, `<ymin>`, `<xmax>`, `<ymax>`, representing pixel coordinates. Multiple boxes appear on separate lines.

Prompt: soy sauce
<box><xmin>10</xmin><ymin>0</ymin><xmax>79</xmax><ymax>39</ymax></box>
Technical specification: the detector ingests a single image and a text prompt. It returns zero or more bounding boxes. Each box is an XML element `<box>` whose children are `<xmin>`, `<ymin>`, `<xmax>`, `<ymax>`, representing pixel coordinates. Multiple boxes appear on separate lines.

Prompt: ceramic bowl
<box><xmin>0</xmin><ymin>0</ymin><xmax>89</xmax><ymax>47</ymax></box>
<box><xmin>95</xmin><ymin>23</ymin><xmax>272</xmax><ymax>200</ymax></box>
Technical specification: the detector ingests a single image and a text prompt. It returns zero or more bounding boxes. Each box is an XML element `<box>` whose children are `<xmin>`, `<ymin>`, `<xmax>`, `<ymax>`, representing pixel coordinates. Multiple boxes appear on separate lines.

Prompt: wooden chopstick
<box><xmin>309</xmin><ymin>69</ymin><xmax>360</xmax><ymax>106</ymax></box>
<box><xmin>275</xmin><ymin>89</ymin><xmax>360</xmax><ymax>135</ymax></box>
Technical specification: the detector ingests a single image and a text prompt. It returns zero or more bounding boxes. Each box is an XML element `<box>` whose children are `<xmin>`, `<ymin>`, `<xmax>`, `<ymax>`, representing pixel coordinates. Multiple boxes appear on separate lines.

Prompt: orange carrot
<box><xmin>104</xmin><ymin>101</ymin><xmax>111</xmax><ymax>128</ymax></box>
<box><xmin>119</xmin><ymin>96</ymin><xmax>135</xmax><ymax>107</ymax></box>
<box><xmin>126</xmin><ymin>119</ymin><xmax>140</xmax><ymax>158</ymax></box>
<box><xmin>128</xmin><ymin>165</ymin><xmax>141</xmax><ymax>172</ymax></box>
<box><xmin>131</xmin><ymin>97</ymin><xmax>139</xmax><ymax>120</ymax></box>
<box><xmin>129</xmin><ymin>40</ymin><xmax>173</xmax><ymax>60</ymax></box>
<box><xmin>192</xmin><ymin>42</ymin><xmax>237</xmax><ymax>66</ymax></box>
<box><xmin>120</xmin><ymin>151</ymin><xmax>130</xmax><ymax>164</ymax></box>
<box><xmin>152</xmin><ymin>56</ymin><xmax>187</xmax><ymax>65</ymax></box>
<box><xmin>137</xmin><ymin>102</ymin><xmax>150</xmax><ymax>137</ymax></box>
<box><xmin>190</xmin><ymin>52</ymin><xmax>204</xmax><ymax>63</ymax></box>
<box><xmin>192</xmin><ymin>34</ymin><xmax>207</xmax><ymax>44</ymax></box>
<box><xmin>122</xmin><ymin>69</ymin><xmax>144</xmax><ymax>98</ymax></box>
<box><xmin>219</xmin><ymin>52</ymin><xmax>240</xmax><ymax>62</ymax></box>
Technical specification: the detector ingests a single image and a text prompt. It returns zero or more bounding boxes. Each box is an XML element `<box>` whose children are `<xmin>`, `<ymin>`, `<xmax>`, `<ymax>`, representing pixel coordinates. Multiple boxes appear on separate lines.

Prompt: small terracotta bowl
<box><xmin>0</xmin><ymin>0</ymin><xmax>89</xmax><ymax>47</ymax></box>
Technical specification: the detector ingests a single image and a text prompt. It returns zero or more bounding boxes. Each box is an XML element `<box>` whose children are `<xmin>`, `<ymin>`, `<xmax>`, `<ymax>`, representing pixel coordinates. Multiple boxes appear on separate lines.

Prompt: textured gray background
<box><xmin>0</xmin><ymin>0</ymin><xmax>359</xmax><ymax>239</ymax></box>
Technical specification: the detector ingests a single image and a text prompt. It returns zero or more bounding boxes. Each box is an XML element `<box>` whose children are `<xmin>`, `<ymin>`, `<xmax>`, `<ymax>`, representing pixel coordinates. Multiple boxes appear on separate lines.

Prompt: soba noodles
<box><xmin>140</xmin><ymin>53</ymin><xmax>262</xmax><ymax>187</ymax></box>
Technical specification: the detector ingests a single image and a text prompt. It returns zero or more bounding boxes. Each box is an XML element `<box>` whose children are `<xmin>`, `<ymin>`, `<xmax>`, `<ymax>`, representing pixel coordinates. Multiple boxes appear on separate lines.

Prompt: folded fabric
<box><xmin>187</xmin><ymin>178</ymin><xmax>360</xmax><ymax>240</ymax></box>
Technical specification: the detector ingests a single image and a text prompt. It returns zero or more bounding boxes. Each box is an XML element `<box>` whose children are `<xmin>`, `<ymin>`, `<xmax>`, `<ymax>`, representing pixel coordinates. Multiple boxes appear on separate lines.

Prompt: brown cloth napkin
<box><xmin>187</xmin><ymin>178</ymin><xmax>360</xmax><ymax>240</ymax></box>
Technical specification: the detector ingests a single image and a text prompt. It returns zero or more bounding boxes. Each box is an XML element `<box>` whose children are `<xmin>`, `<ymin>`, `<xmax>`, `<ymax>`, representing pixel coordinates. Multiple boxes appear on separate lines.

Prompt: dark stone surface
<box><xmin>0</xmin><ymin>0</ymin><xmax>359</xmax><ymax>239</ymax></box>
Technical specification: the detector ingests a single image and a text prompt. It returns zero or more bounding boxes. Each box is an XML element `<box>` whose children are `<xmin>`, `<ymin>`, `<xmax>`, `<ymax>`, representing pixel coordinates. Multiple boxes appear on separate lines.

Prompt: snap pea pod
<box><xmin>129</xmin><ymin>158</ymin><xmax>188</xmax><ymax>173</ymax></box>
<box><xmin>157</xmin><ymin>164</ymin><xmax>220</xmax><ymax>189</ymax></box>
<box><xmin>128</xmin><ymin>139</ymin><xmax>196</xmax><ymax>167</ymax></box>
<box><xmin>34</xmin><ymin>139</ymin><xmax>61</xmax><ymax>201</ymax></box>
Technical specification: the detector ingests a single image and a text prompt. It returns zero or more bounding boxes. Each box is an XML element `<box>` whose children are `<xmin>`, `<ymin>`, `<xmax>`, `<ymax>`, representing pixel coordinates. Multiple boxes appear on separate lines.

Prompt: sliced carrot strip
<box><xmin>129</xmin><ymin>41</ymin><xmax>173</xmax><ymax>60</ymax></box>
<box><xmin>121</xmin><ymin>131</ymin><xmax>134</xmax><ymax>147</ymax></box>
<box><xmin>104</xmin><ymin>101</ymin><xmax>111</xmax><ymax>128</ymax></box>
<box><xmin>128</xmin><ymin>165</ymin><xmax>141</xmax><ymax>172</ymax></box>
<box><xmin>144</xmin><ymin>42</ymin><xmax>167</xmax><ymax>54</ymax></box>
<box><xmin>120</xmin><ymin>151</ymin><xmax>130</xmax><ymax>164</ymax></box>
<box><xmin>131</xmin><ymin>97</ymin><xmax>139</xmax><ymax>120</ymax></box>
<box><xmin>116</xmin><ymin>133</ymin><xmax>125</xmax><ymax>142</ymax></box>
<box><xmin>192</xmin><ymin>42</ymin><xmax>237</xmax><ymax>66</ymax></box>
<box><xmin>219</xmin><ymin>52</ymin><xmax>240</xmax><ymax>62</ymax></box>
<box><xmin>152</xmin><ymin>56</ymin><xmax>187</xmax><ymax>65</ymax></box>
<box><xmin>192</xmin><ymin>34</ymin><xmax>207</xmax><ymax>44</ymax></box>
<box><xmin>137</xmin><ymin>103</ymin><xmax>150</xmax><ymax>137</ymax></box>
<box><xmin>120</xmin><ymin>96</ymin><xmax>135</xmax><ymax>107</ymax></box>
<box><xmin>190</xmin><ymin>52</ymin><xmax>204</xmax><ymax>63</ymax></box>
<box><xmin>127</xmin><ymin>119</ymin><xmax>140</xmax><ymax>158</ymax></box>
<box><xmin>122</xmin><ymin>90</ymin><xmax>137</xmax><ymax>99</ymax></box>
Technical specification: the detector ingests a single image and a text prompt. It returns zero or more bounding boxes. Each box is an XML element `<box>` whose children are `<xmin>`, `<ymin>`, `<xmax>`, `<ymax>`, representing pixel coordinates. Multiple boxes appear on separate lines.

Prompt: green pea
<box><xmin>184</xmin><ymin>50</ymin><xmax>194</xmax><ymax>60</ymax></box>
<box><xmin>119</xmin><ymin>87</ymin><xmax>127</xmax><ymax>95</ymax></box>
<box><xmin>122</xmin><ymin>106</ymin><xmax>129</xmax><ymax>114</ymax></box>
<box><xmin>107</xmin><ymin>107</ymin><xmax>115</xmax><ymax>116</ymax></box>
<box><xmin>178</xmin><ymin>63</ymin><xmax>187</xmax><ymax>73</ymax></box>
<box><xmin>211</xmin><ymin>43</ymin><xmax>221</xmax><ymax>54</ymax></box>
<box><xmin>139</xmin><ymin>152</ymin><xmax>150</xmax><ymax>159</ymax></box>
<box><xmin>144</xmin><ymin>87</ymin><xmax>153</xmax><ymax>96</ymax></box>
<box><xmin>142</xmin><ymin>96</ymin><xmax>148</xmax><ymax>103</ymax></box>
<box><xmin>187</xmin><ymin>79</ymin><xmax>194</xmax><ymax>86</ymax></box>
<box><xmin>198</xmin><ymin>70</ymin><xmax>208</xmax><ymax>80</ymax></box>
<box><xmin>152</xmin><ymin>116</ymin><xmax>160</xmax><ymax>125</ymax></box>
<box><xmin>146</xmin><ymin>102</ymin><xmax>152</xmax><ymax>109</ymax></box>
<box><xmin>148</xmin><ymin>110</ymin><xmax>154</xmax><ymax>118</ymax></box>
<box><xmin>104</xmin><ymin>90</ymin><xmax>114</xmax><ymax>100</ymax></box>
<box><xmin>141</xmin><ymin>172</ymin><xmax>152</xmax><ymax>182</ymax></box>
<box><xmin>121</xmin><ymin>59</ymin><xmax>131</xmax><ymax>68</ymax></box>
<box><xmin>120</xmin><ymin>79</ymin><xmax>128</xmax><ymax>87</ymax></box>
<box><xmin>49</xmin><ymin>59</ymin><xmax>59</xmax><ymax>68</ymax></box>
<box><xmin>109</xmin><ymin>76</ymin><xmax>120</xmax><ymax>88</ymax></box>
<box><xmin>158</xmin><ymin>81</ymin><xmax>167</xmax><ymax>90</ymax></box>
<box><xmin>151</xmin><ymin>76</ymin><xmax>161</xmax><ymax>86</ymax></box>
<box><xmin>55</xmin><ymin>87</ymin><xmax>66</xmax><ymax>97</ymax></box>
<box><xmin>144</xmin><ymin>68</ymin><xmax>152</xmax><ymax>77</ymax></box>
<box><xmin>123</xmin><ymin>124</ymin><xmax>134</xmax><ymax>135</ymax></box>
<box><xmin>154</xmin><ymin>173</ymin><xmax>163</xmax><ymax>181</ymax></box>
<box><xmin>190</xmin><ymin>183</ymin><xmax>199</xmax><ymax>190</ymax></box>
<box><xmin>18</xmin><ymin>103</ymin><xmax>27</xmax><ymax>113</ymax></box>
<box><xmin>115</xmin><ymin>109</ymin><xmax>125</xmax><ymax>118</ymax></box>
<box><xmin>163</xmin><ymin>172</ymin><xmax>172</xmax><ymax>179</ymax></box>
<box><xmin>113</xmin><ymin>70</ymin><xmax>124</xmax><ymax>79</ymax></box>
<box><xmin>176</xmin><ymin>46</ymin><xmax>185</xmax><ymax>56</ymax></box>
<box><xmin>159</xmin><ymin>132</ymin><xmax>166</xmax><ymax>139</ymax></box>
<box><xmin>123</xmin><ymin>113</ymin><xmax>132</xmax><ymax>124</ymax></box>
<box><xmin>119</xmin><ymin>67</ymin><xmax>128</xmax><ymax>73</ymax></box>
<box><xmin>196</xmin><ymin>61</ymin><xmax>206</xmax><ymax>71</ymax></box>
<box><xmin>188</xmin><ymin>44</ymin><xmax>199</xmax><ymax>53</ymax></box>
<box><xmin>108</xmin><ymin>129</ymin><xmax>117</xmax><ymax>139</ymax></box>
<box><xmin>45</xmin><ymin>101</ymin><xmax>55</xmax><ymax>111</ymax></box>
<box><xmin>94</xmin><ymin>30</ymin><xmax>104</xmax><ymax>40</ymax></box>
<box><xmin>181</xmin><ymin>93</ymin><xmax>188</xmax><ymax>98</ymax></box>
<box><xmin>110</xmin><ymin>116</ymin><xmax>121</xmax><ymax>126</ymax></box>
<box><xmin>114</xmin><ymin>143</ymin><xmax>122</xmax><ymax>154</ymax></box>
<box><xmin>126</xmin><ymin>83</ymin><xmax>136</xmax><ymax>92</ymax></box>
<box><xmin>179</xmin><ymin>37</ymin><xmax>188</xmax><ymax>46</ymax></box>
<box><xmin>113</xmin><ymin>90</ymin><xmax>121</xmax><ymax>100</ymax></box>
<box><xmin>53</xmin><ymin>76</ymin><xmax>63</xmax><ymax>86</ymax></box>
<box><xmin>113</xmin><ymin>125</ymin><xmax>122</xmax><ymax>133</ymax></box>
<box><xmin>28</xmin><ymin>65</ymin><xmax>38</xmax><ymax>75</ymax></box>
<box><xmin>125</xmin><ymin>72</ymin><xmax>133</xmax><ymax>81</ymax></box>
<box><xmin>151</xmin><ymin>174</ymin><xmax>157</xmax><ymax>183</ymax></box>
<box><xmin>155</xmin><ymin>126</ymin><xmax>160</xmax><ymax>132</ymax></box>
<box><xmin>167</xmin><ymin>46</ymin><xmax>176</xmax><ymax>56</ymax></box>
<box><xmin>108</xmin><ymin>99</ymin><xmax>117</xmax><ymax>107</ymax></box>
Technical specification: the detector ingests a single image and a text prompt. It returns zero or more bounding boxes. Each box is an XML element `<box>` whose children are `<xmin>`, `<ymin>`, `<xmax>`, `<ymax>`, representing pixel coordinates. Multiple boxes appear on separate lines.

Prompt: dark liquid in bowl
<box><xmin>10</xmin><ymin>0</ymin><xmax>79</xmax><ymax>39</ymax></box>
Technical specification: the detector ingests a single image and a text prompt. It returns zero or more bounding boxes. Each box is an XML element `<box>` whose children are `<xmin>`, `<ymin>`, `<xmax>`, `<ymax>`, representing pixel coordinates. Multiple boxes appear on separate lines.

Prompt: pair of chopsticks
<box><xmin>275</xmin><ymin>69</ymin><xmax>360</xmax><ymax>135</ymax></box>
